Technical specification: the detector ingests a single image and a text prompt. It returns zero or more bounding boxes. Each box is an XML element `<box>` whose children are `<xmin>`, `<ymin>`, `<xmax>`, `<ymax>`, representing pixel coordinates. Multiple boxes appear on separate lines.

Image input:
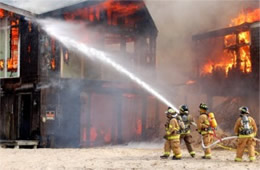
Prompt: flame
<box><xmin>240</xmin><ymin>45</ymin><xmax>251</xmax><ymax>73</ymax></box>
<box><xmin>136</xmin><ymin>119</ymin><xmax>142</xmax><ymax>135</ymax></box>
<box><xmin>8</xmin><ymin>19</ymin><xmax>19</xmax><ymax>72</ymax></box>
<box><xmin>202</xmin><ymin>50</ymin><xmax>237</xmax><ymax>76</ymax></box>
<box><xmin>202</xmin><ymin>61</ymin><xmax>214</xmax><ymax>74</ymax></box>
<box><xmin>224</xmin><ymin>34</ymin><xmax>236</xmax><ymax>47</ymax></box>
<box><xmin>230</xmin><ymin>8</ymin><xmax>260</xmax><ymax>26</ymax></box>
<box><xmin>238</xmin><ymin>31</ymin><xmax>250</xmax><ymax>44</ymax></box>
<box><xmin>0</xmin><ymin>9</ymin><xmax>4</xmax><ymax>18</ymax></box>
<box><xmin>201</xmin><ymin>8</ymin><xmax>259</xmax><ymax>76</ymax></box>
<box><xmin>51</xmin><ymin>58</ymin><xmax>56</xmax><ymax>70</ymax></box>
<box><xmin>90</xmin><ymin>127</ymin><xmax>97</xmax><ymax>142</ymax></box>
<box><xmin>64</xmin><ymin>0</ymin><xmax>144</xmax><ymax>27</ymax></box>
<box><xmin>0</xmin><ymin>59</ymin><xmax>4</xmax><ymax>71</ymax></box>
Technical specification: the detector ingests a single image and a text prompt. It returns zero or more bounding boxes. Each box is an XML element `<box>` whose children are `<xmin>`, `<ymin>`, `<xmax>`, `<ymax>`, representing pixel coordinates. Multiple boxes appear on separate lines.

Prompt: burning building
<box><xmin>192</xmin><ymin>8</ymin><xmax>259</xmax><ymax>132</ymax></box>
<box><xmin>0</xmin><ymin>0</ymin><xmax>162</xmax><ymax>148</ymax></box>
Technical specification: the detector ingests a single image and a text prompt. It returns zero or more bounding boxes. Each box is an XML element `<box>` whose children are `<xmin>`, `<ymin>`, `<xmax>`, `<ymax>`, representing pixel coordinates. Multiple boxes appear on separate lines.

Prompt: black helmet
<box><xmin>179</xmin><ymin>105</ymin><xmax>189</xmax><ymax>114</ymax></box>
<box><xmin>239</xmin><ymin>106</ymin><xmax>249</xmax><ymax>114</ymax></box>
<box><xmin>199</xmin><ymin>103</ymin><xmax>208</xmax><ymax>110</ymax></box>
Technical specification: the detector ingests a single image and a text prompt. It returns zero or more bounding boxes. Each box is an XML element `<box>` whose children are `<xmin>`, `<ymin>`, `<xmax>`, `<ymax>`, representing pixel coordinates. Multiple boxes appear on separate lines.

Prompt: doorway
<box><xmin>19</xmin><ymin>94</ymin><xmax>32</xmax><ymax>140</ymax></box>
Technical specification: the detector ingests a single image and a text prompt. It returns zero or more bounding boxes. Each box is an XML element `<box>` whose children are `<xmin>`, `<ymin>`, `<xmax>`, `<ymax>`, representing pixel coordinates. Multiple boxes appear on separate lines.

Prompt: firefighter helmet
<box><xmin>239</xmin><ymin>106</ymin><xmax>249</xmax><ymax>114</ymax></box>
<box><xmin>165</xmin><ymin>107</ymin><xmax>175</xmax><ymax>114</ymax></box>
<box><xmin>179</xmin><ymin>105</ymin><xmax>189</xmax><ymax>114</ymax></box>
<box><xmin>199</xmin><ymin>103</ymin><xmax>208</xmax><ymax>110</ymax></box>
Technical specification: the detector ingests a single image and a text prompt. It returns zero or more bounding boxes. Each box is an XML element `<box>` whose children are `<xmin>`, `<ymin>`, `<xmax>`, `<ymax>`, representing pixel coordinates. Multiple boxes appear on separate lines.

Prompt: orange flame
<box><xmin>90</xmin><ymin>127</ymin><xmax>97</xmax><ymax>142</ymax></box>
<box><xmin>0</xmin><ymin>59</ymin><xmax>4</xmax><ymax>71</ymax></box>
<box><xmin>8</xmin><ymin>20</ymin><xmax>19</xmax><ymax>72</ymax></box>
<box><xmin>201</xmin><ymin>8</ymin><xmax>259</xmax><ymax>76</ymax></box>
<box><xmin>230</xmin><ymin>8</ymin><xmax>260</xmax><ymax>26</ymax></box>
<box><xmin>64</xmin><ymin>0</ymin><xmax>144</xmax><ymax>27</ymax></box>
<box><xmin>136</xmin><ymin>119</ymin><xmax>142</xmax><ymax>135</ymax></box>
<box><xmin>0</xmin><ymin>9</ymin><xmax>4</xmax><ymax>18</ymax></box>
<box><xmin>51</xmin><ymin>58</ymin><xmax>56</xmax><ymax>70</ymax></box>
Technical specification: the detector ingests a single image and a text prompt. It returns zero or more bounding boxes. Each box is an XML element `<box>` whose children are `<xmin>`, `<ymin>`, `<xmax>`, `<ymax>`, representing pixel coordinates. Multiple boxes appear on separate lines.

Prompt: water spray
<box><xmin>37</xmin><ymin>19</ymin><xmax>179</xmax><ymax>112</ymax></box>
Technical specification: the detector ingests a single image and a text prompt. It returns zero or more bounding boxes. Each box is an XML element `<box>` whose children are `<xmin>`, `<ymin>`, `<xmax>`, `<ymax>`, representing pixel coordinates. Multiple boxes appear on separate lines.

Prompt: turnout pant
<box><xmin>202</xmin><ymin>134</ymin><xmax>213</xmax><ymax>157</ymax></box>
<box><xmin>164</xmin><ymin>140</ymin><xmax>182</xmax><ymax>158</ymax></box>
<box><xmin>236</xmin><ymin>137</ymin><xmax>256</xmax><ymax>161</ymax></box>
<box><xmin>180</xmin><ymin>134</ymin><xmax>195</xmax><ymax>155</ymax></box>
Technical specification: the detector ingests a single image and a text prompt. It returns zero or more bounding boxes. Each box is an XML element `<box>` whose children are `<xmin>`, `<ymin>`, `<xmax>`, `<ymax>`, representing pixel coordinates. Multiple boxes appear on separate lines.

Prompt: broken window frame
<box><xmin>0</xmin><ymin>15</ymin><xmax>20</xmax><ymax>79</ymax></box>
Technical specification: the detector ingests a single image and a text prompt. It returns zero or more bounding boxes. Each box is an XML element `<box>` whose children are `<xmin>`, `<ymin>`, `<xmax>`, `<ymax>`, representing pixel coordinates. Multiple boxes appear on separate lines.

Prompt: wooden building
<box><xmin>0</xmin><ymin>0</ymin><xmax>163</xmax><ymax>148</ymax></box>
<box><xmin>192</xmin><ymin>20</ymin><xmax>260</xmax><ymax>134</ymax></box>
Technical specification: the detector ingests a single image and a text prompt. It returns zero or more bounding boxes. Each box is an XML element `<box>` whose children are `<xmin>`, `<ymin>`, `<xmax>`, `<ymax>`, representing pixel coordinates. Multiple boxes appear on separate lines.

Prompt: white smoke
<box><xmin>37</xmin><ymin>18</ymin><xmax>179</xmax><ymax>112</ymax></box>
<box><xmin>1</xmin><ymin>0</ymin><xmax>84</xmax><ymax>13</ymax></box>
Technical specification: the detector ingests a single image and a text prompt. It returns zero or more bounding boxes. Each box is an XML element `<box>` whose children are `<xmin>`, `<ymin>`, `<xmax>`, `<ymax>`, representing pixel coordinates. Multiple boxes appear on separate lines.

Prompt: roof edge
<box><xmin>0</xmin><ymin>2</ymin><xmax>35</xmax><ymax>18</ymax></box>
<box><xmin>38</xmin><ymin>0</ymin><xmax>101</xmax><ymax>18</ymax></box>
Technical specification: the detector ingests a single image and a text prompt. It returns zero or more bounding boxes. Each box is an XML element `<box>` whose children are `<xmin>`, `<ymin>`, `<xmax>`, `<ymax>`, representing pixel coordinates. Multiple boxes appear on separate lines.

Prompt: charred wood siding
<box><xmin>250</xmin><ymin>23</ymin><xmax>259</xmax><ymax>92</ymax></box>
<box><xmin>20</xmin><ymin>18</ymin><xmax>39</xmax><ymax>82</ymax></box>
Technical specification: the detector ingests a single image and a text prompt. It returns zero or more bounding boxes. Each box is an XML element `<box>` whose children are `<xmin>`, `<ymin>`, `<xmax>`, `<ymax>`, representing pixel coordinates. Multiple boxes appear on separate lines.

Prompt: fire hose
<box><xmin>186</xmin><ymin>120</ymin><xmax>260</xmax><ymax>150</ymax></box>
<box><xmin>201</xmin><ymin>136</ymin><xmax>260</xmax><ymax>149</ymax></box>
<box><xmin>216</xmin><ymin>143</ymin><xmax>260</xmax><ymax>155</ymax></box>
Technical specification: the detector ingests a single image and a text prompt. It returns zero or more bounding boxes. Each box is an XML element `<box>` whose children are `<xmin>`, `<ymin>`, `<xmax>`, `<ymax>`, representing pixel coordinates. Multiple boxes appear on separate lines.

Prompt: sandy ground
<box><xmin>0</xmin><ymin>143</ymin><xmax>259</xmax><ymax>170</ymax></box>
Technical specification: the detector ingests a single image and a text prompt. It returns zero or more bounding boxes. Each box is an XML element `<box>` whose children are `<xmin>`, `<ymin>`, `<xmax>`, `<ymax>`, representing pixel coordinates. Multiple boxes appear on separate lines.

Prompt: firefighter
<box><xmin>179</xmin><ymin>105</ymin><xmax>196</xmax><ymax>157</ymax></box>
<box><xmin>160</xmin><ymin>107</ymin><xmax>182</xmax><ymax>160</ymax></box>
<box><xmin>234</xmin><ymin>106</ymin><xmax>258</xmax><ymax>162</ymax></box>
<box><xmin>197</xmin><ymin>103</ymin><xmax>215</xmax><ymax>159</ymax></box>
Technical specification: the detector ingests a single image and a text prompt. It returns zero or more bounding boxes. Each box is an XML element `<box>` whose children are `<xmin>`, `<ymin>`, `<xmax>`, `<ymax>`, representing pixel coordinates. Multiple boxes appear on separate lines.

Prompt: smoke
<box><xmin>1</xmin><ymin>0</ymin><xmax>85</xmax><ymax>13</ymax></box>
<box><xmin>37</xmin><ymin>18</ymin><xmax>179</xmax><ymax>111</ymax></box>
<box><xmin>146</xmin><ymin>0</ymin><xmax>252</xmax><ymax>82</ymax></box>
<box><xmin>145</xmin><ymin>0</ymin><xmax>260</xmax><ymax>133</ymax></box>
<box><xmin>35</xmin><ymin>17</ymin><xmax>184</xmax><ymax>147</ymax></box>
<box><xmin>3</xmin><ymin>0</ymin><xmax>257</xmax><ymax>145</ymax></box>
<box><xmin>36</xmin><ymin>80</ymin><xmax>64</xmax><ymax>90</ymax></box>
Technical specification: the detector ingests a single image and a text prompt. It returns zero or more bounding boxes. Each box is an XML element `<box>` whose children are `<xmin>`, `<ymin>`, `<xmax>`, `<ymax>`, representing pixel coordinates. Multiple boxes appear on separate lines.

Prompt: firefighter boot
<box><xmin>160</xmin><ymin>154</ymin><xmax>169</xmax><ymax>159</ymax></box>
<box><xmin>172</xmin><ymin>156</ymin><xmax>181</xmax><ymax>160</ymax></box>
<box><xmin>190</xmin><ymin>151</ymin><xmax>196</xmax><ymax>158</ymax></box>
<box><xmin>202</xmin><ymin>155</ymin><xmax>211</xmax><ymax>159</ymax></box>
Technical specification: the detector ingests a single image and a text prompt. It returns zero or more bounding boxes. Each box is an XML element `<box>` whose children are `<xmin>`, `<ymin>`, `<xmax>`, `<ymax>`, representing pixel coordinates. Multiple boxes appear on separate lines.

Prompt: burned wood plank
<box><xmin>224</xmin><ymin>43</ymin><xmax>250</xmax><ymax>50</ymax></box>
<box><xmin>0</xmin><ymin>140</ymin><xmax>38</xmax><ymax>149</ymax></box>
<box><xmin>192</xmin><ymin>22</ymin><xmax>253</xmax><ymax>41</ymax></box>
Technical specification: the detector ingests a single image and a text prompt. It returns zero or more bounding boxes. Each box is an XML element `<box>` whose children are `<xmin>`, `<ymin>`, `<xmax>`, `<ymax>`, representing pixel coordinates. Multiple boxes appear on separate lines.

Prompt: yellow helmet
<box><xmin>165</xmin><ymin>107</ymin><xmax>175</xmax><ymax>114</ymax></box>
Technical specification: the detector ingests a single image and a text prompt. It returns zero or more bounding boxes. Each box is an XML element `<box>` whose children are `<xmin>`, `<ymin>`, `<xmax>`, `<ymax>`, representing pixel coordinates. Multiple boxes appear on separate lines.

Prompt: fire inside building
<box><xmin>192</xmin><ymin>8</ymin><xmax>260</xmax><ymax>132</ymax></box>
<box><xmin>0</xmin><ymin>0</ymin><xmax>164</xmax><ymax>148</ymax></box>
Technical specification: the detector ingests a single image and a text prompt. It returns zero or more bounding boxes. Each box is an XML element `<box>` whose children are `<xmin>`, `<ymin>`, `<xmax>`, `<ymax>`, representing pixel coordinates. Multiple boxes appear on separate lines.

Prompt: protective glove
<box><xmin>196</xmin><ymin>129</ymin><xmax>201</xmax><ymax>135</ymax></box>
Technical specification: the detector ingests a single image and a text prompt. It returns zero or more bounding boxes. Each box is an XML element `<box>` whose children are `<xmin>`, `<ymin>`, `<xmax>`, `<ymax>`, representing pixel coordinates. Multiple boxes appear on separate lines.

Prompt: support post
<box><xmin>116</xmin><ymin>94</ymin><xmax>123</xmax><ymax>144</ymax></box>
<box><xmin>86</xmin><ymin>93</ymin><xmax>92</xmax><ymax>147</ymax></box>
<box><xmin>155</xmin><ymin>100</ymin><xmax>160</xmax><ymax>136</ymax></box>
<box><xmin>141</xmin><ymin>95</ymin><xmax>147</xmax><ymax>139</ymax></box>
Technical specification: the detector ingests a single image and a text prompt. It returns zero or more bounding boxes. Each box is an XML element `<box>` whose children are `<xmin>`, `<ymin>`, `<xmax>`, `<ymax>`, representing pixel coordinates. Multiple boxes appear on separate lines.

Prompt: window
<box><xmin>0</xmin><ymin>14</ymin><xmax>20</xmax><ymax>79</ymax></box>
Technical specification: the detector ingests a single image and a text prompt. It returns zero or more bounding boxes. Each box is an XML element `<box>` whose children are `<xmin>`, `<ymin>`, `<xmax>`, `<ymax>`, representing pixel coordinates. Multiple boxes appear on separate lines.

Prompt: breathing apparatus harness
<box><xmin>239</xmin><ymin>114</ymin><xmax>253</xmax><ymax>135</ymax></box>
<box><xmin>179</xmin><ymin>113</ymin><xmax>191</xmax><ymax>134</ymax></box>
<box><xmin>200</xmin><ymin>113</ymin><xmax>260</xmax><ymax>149</ymax></box>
